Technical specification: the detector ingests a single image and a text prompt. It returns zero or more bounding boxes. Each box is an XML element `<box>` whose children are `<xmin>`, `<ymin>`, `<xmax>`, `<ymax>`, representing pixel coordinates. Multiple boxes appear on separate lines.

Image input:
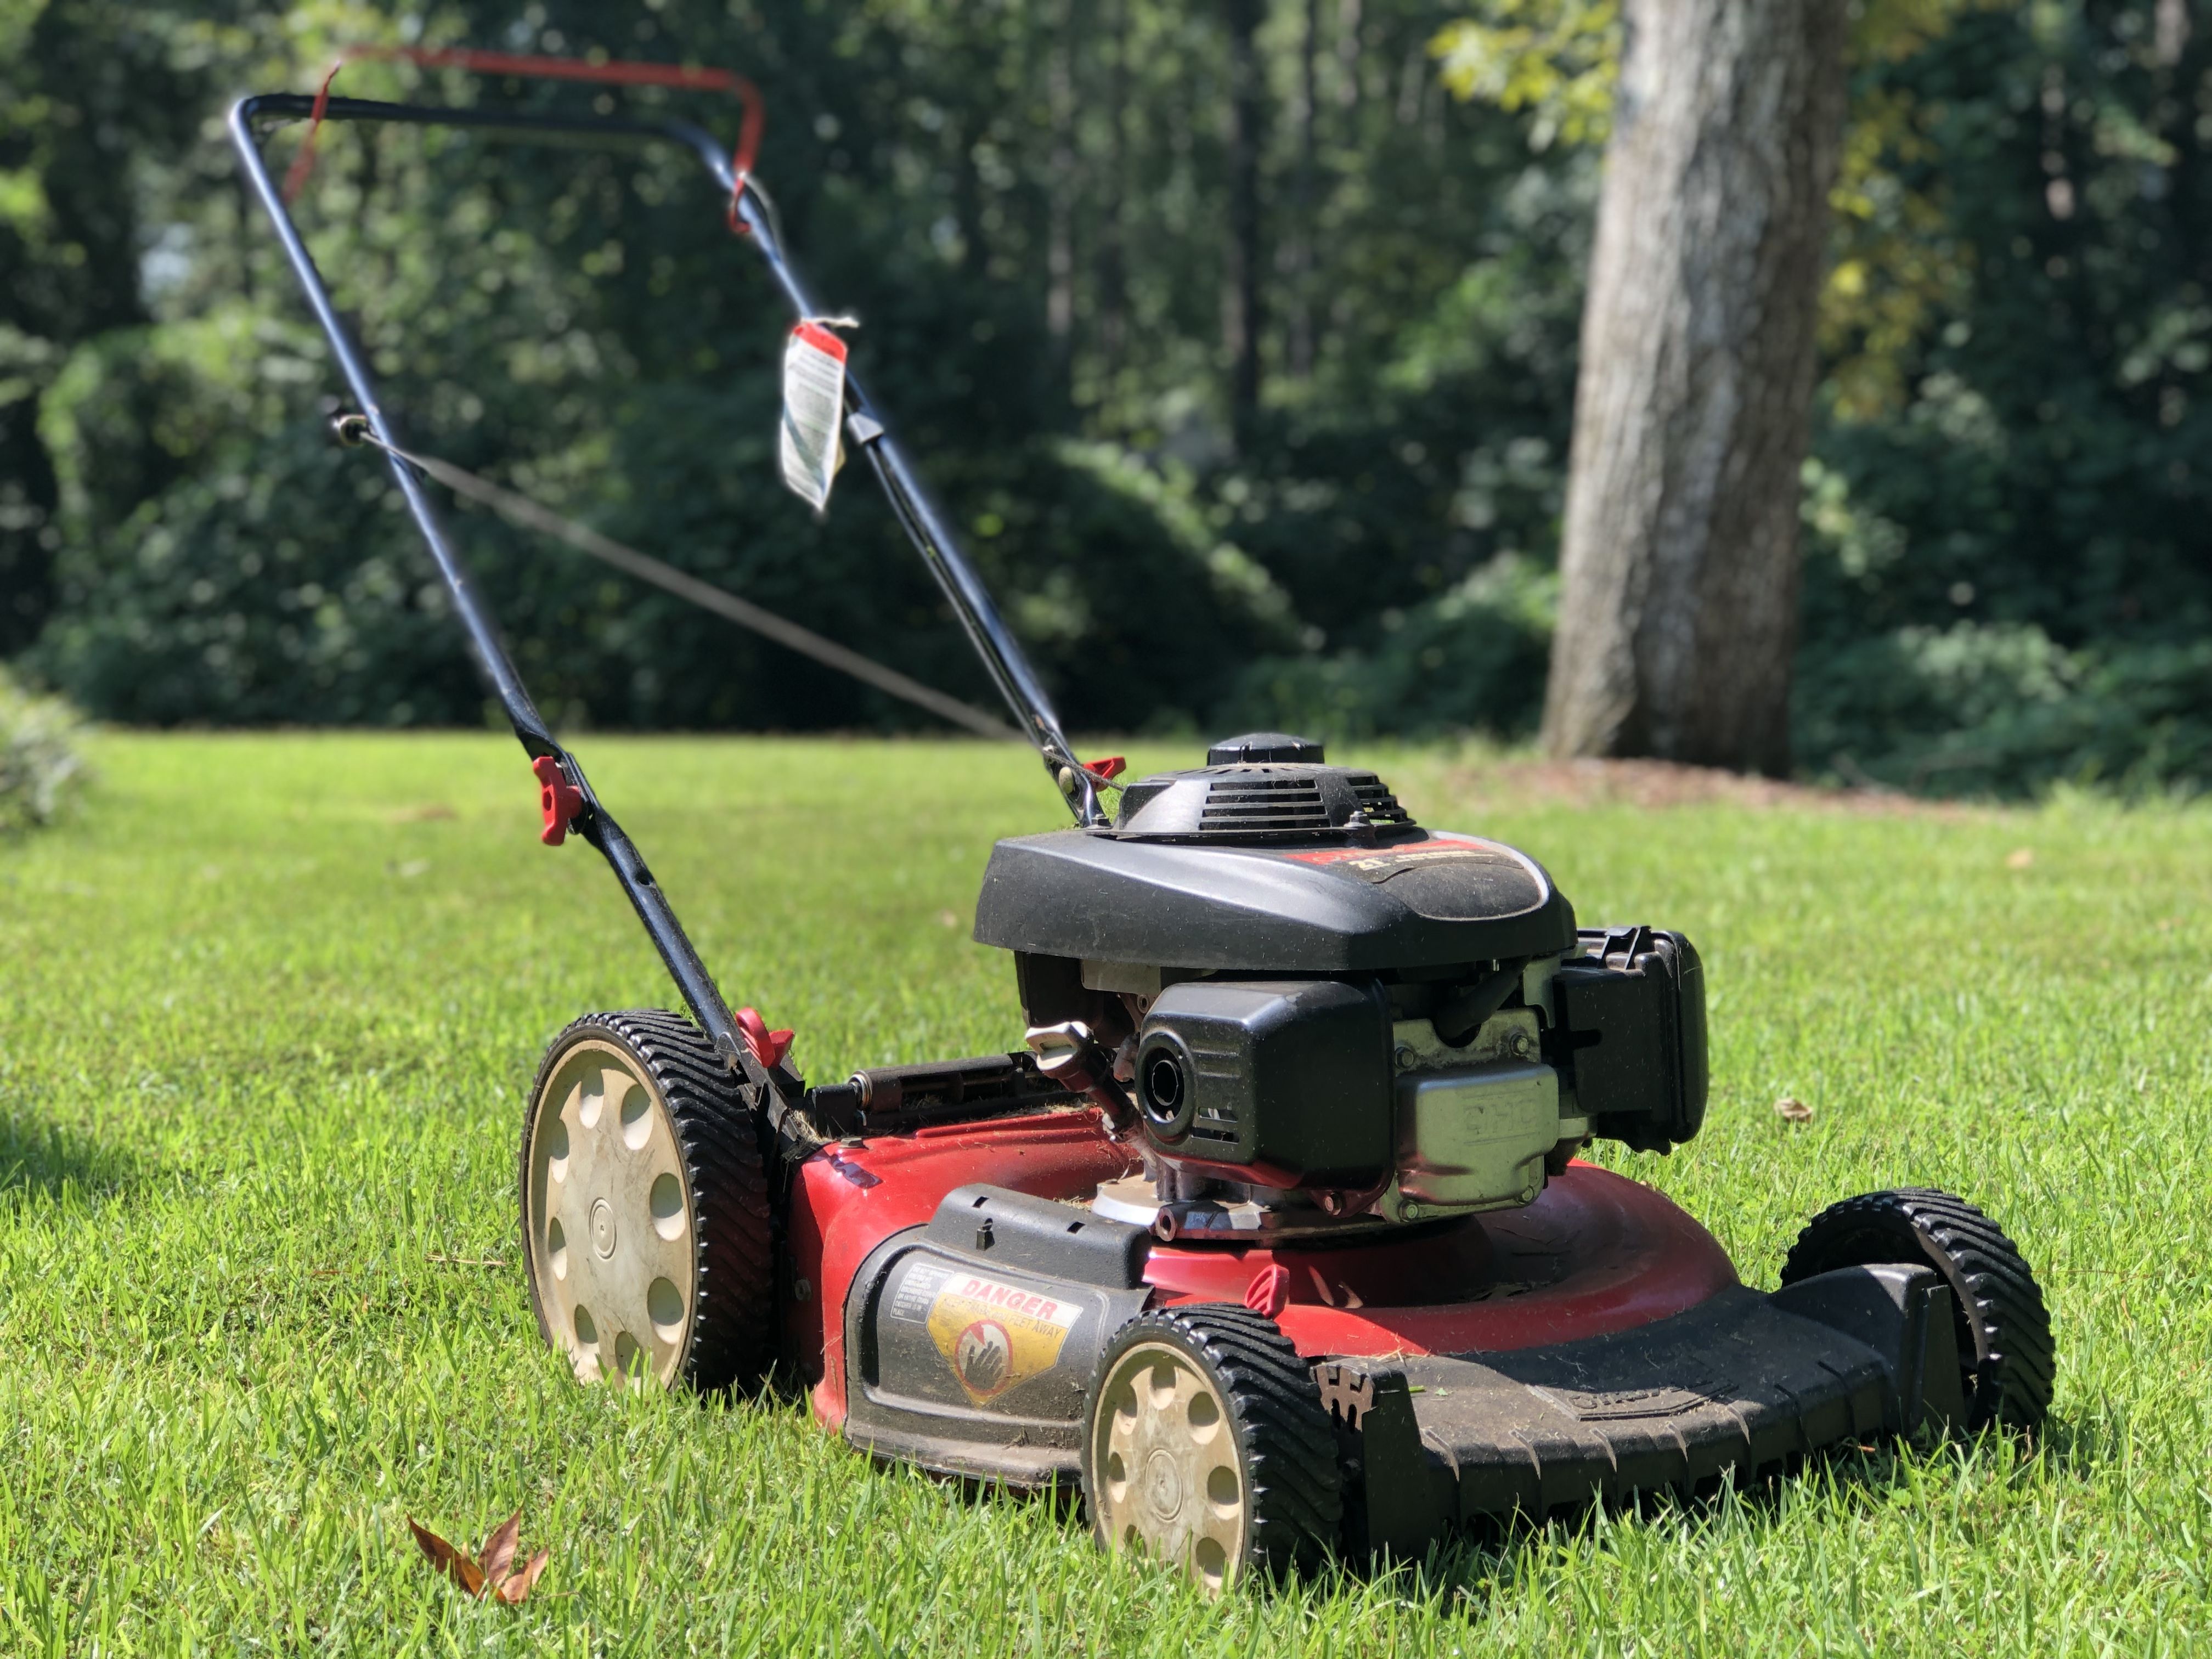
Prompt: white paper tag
<box><xmin>779</xmin><ymin>319</ymin><xmax>850</xmax><ymax>510</ymax></box>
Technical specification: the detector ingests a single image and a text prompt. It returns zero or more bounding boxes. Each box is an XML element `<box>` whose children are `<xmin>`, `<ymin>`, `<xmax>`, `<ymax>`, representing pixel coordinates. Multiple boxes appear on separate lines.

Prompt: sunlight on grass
<box><xmin>1</xmin><ymin>733</ymin><xmax>2207</xmax><ymax>1654</ymax></box>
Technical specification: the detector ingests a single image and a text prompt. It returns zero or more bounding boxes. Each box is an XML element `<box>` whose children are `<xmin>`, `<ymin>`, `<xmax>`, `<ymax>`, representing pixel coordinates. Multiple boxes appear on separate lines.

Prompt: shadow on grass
<box><xmin>0</xmin><ymin>1109</ymin><xmax>138</xmax><ymax>1205</ymax></box>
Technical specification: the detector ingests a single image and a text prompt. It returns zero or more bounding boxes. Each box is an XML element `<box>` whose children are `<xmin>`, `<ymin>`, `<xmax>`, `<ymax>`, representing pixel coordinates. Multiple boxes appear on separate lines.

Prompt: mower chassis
<box><xmin>234</xmin><ymin>83</ymin><xmax>2046</xmax><ymax>1568</ymax></box>
<box><xmin>793</xmin><ymin>1110</ymin><xmax>1966</xmax><ymax>1551</ymax></box>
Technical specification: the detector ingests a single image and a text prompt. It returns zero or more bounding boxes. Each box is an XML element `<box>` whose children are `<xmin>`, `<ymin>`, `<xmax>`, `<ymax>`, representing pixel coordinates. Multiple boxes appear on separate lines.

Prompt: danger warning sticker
<box><xmin>919</xmin><ymin>1270</ymin><xmax>1084</xmax><ymax>1404</ymax></box>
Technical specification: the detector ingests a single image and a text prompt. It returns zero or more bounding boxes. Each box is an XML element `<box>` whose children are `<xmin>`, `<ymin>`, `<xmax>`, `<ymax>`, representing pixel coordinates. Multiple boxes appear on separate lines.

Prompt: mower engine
<box><xmin>968</xmin><ymin>731</ymin><xmax>1706</xmax><ymax>1239</ymax></box>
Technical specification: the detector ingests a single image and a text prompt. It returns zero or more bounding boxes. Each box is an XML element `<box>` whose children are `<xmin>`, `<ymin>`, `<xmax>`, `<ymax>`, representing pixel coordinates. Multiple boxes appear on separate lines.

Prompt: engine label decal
<box><xmin>1281</xmin><ymin>833</ymin><xmax>1532</xmax><ymax>882</ymax></box>
<box><xmin>922</xmin><ymin>1272</ymin><xmax>1084</xmax><ymax>1404</ymax></box>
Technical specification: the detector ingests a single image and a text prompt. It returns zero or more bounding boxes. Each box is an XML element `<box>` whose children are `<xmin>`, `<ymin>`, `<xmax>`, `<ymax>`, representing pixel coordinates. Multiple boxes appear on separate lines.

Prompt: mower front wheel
<box><xmin>520</xmin><ymin>1011</ymin><xmax>775</xmax><ymax>1391</ymax></box>
<box><xmin>1081</xmin><ymin>1305</ymin><xmax>1342</xmax><ymax>1593</ymax></box>
<box><xmin>1781</xmin><ymin>1187</ymin><xmax>2053</xmax><ymax>1434</ymax></box>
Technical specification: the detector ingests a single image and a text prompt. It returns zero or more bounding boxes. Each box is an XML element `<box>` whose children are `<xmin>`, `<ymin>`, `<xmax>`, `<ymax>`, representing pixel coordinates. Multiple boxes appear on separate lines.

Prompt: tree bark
<box><xmin>1540</xmin><ymin>0</ymin><xmax>1849</xmax><ymax>775</ymax></box>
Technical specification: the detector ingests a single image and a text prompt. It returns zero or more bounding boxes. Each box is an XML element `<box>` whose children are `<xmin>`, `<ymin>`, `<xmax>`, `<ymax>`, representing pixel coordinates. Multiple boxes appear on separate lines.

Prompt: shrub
<box><xmin>0</xmin><ymin>667</ymin><xmax>89</xmax><ymax>833</ymax></box>
<box><xmin>1227</xmin><ymin>552</ymin><xmax>1556</xmax><ymax>740</ymax></box>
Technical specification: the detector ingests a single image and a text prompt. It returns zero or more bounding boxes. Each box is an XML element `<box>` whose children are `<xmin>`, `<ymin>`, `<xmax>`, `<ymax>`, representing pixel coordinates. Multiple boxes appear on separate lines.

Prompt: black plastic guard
<box><xmin>1319</xmin><ymin>1266</ymin><xmax>1961</xmax><ymax>1549</ymax></box>
<box><xmin>841</xmin><ymin>1187</ymin><xmax>1154</xmax><ymax>1485</ymax></box>
<box><xmin>839</xmin><ymin>1219</ymin><xmax>1962</xmax><ymax>1536</ymax></box>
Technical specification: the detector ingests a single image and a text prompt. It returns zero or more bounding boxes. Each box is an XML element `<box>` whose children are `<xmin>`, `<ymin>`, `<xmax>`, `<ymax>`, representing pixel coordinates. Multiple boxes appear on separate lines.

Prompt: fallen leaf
<box><xmin>1774</xmin><ymin>1096</ymin><xmax>1814</xmax><ymax>1124</ymax></box>
<box><xmin>409</xmin><ymin>1517</ymin><xmax>486</xmax><ymax>1597</ymax></box>
<box><xmin>2006</xmin><ymin>847</ymin><xmax>2035</xmax><ymax>870</ymax></box>
<box><xmin>479</xmin><ymin>1509</ymin><xmax>522</xmax><ymax>1587</ymax></box>
<box><xmin>409</xmin><ymin>1511</ymin><xmax>551</xmax><ymax>1606</ymax></box>
<box><xmin>495</xmin><ymin>1547</ymin><xmax>551</xmax><ymax>1605</ymax></box>
<box><xmin>936</xmin><ymin>909</ymin><xmax>961</xmax><ymax>928</ymax></box>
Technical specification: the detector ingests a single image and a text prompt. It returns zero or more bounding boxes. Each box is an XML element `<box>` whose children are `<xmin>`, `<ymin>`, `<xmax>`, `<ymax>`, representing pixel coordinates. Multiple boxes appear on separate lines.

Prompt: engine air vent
<box><xmin>1346</xmin><ymin>772</ymin><xmax>1414</xmax><ymax>826</ymax></box>
<box><xmin>1111</xmin><ymin>752</ymin><xmax>1423</xmax><ymax>843</ymax></box>
<box><xmin>1198</xmin><ymin>776</ymin><xmax>1331</xmax><ymax>833</ymax></box>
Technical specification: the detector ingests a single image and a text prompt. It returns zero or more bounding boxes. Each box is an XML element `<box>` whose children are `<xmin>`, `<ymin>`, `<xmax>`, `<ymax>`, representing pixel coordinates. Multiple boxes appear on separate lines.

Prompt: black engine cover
<box><xmin>1135</xmin><ymin>978</ymin><xmax>1394</xmax><ymax>1185</ymax></box>
<box><xmin>1555</xmin><ymin>927</ymin><xmax>1708</xmax><ymax>1151</ymax></box>
<box><xmin>973</xmin><ymin>829</ymin><xmax>1577</xmax><ymax>971</ymax></box>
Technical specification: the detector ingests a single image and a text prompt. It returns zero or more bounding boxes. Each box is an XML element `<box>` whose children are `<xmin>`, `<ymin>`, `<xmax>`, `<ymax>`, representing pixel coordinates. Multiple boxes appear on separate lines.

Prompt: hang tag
<box><xmin>779</xmin><ymin>319</ymin><xmax>851</xmax><ymax>510</ymax></box>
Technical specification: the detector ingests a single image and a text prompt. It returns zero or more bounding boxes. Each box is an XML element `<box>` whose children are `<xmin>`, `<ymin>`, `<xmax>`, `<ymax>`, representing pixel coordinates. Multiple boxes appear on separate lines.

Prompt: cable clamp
<box><xmin>531</xmin><ymin>757</ymin><xmax>584</xmax><ymax>845</ymax></box>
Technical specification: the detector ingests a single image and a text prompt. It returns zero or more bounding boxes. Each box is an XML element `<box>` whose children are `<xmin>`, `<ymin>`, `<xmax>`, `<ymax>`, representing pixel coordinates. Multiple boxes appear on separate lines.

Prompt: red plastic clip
<box><xmin>1086</xmin><ymin>755</ymin><xmax>1126</xmax><ymax>782</ymax></box>
<box><xmin>1243</xmin><ymin>1263</ymin><xmax>1291</xmax><ymax>1319</ymax></box>
<box><xmin>735</xmin><ymin>1006</ymin><xmax>795</xmax><ymax>1070</ymax></box>
<box><xmin>531</xmin><ymin>756</ymin><xmax>584</xmax><ymax>847</ymax></box>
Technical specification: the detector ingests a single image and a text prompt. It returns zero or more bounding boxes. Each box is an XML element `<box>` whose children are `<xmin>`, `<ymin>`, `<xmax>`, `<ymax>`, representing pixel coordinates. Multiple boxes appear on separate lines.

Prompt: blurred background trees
<box><xmin>0</xmin><ymin>0</ymin><xmax>2207</xmax><ymax>796</ymax></box>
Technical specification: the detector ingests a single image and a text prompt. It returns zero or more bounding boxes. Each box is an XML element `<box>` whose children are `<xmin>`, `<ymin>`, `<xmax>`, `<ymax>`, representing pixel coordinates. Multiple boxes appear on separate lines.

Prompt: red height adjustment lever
<box><xmin>1086</xmin><ymin>755</ymin><xmax>1126</xmax><ymax>782</ymax></box>
<box><xmin>733</xmin><ymin>1006</ymin><xmax>794</xmax><ymax>1070</ymax></box>
<box><xmin>531</xmin><ymin>757</ymin><xmax>584</xmax><ymax>847</ymax></box>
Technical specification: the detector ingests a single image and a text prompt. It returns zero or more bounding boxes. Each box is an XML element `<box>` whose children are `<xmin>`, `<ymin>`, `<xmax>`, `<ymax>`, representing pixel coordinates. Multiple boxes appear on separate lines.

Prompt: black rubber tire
<box><xmin>519</xmin><ymin>1010</ymin><xmax>776</xmax><ymax>1392</ymax></box>
<box><xmin>1780</xmin><ymin>1187</ymin><xmax>2053</xmax><ymax>1433</ymax></box>
<box><xmin>1082</xmin><ymin>1304</ymin><xmax>1343</xmax><ymax>1581</ymax></box>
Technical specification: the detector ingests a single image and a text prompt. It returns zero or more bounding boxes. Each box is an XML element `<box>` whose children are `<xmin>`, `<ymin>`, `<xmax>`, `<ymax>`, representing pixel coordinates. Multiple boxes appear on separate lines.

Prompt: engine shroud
<box><xmin>969</xmin><ymin>741</ymin><xmax>1706</xmax><ymax>1215</ymax></box>
<box><xmin>975</xmin><ymin>826</ymin><xmax>1576</xmax><ymax>972</ymax></box>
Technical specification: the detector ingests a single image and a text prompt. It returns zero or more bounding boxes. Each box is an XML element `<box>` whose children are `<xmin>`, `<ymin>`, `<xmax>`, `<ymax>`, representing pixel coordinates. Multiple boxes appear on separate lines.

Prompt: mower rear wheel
<box><xmin>1081</xmin><ymin>1305</ymin><xmax>1341</xmax><ymax>1593</ymax></box>
<box><xmin>520</xmin><ymin>1011</ymin><xmax>774</xmax><ymax>1392</ymax></box>
<box><xmin>1781</xmin><ymin>1187</ymin><xmax>2053</xmax><ymax>1433</ymax></box>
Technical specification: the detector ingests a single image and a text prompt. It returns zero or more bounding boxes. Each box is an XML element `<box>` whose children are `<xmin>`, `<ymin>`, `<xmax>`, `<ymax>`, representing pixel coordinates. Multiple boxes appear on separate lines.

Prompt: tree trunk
<box><xmin>1222</xmin><ymin>0</ymin><xmax>1267</xmax><ymax>452</ymax></box>
<box><xmin>1539</xmin><ymin>0</ymin><xmax>1849</xmax><ymax>775</ymax></box>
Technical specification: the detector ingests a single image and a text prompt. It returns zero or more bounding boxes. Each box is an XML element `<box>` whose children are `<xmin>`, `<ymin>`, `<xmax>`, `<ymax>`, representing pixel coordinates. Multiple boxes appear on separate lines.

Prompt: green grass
<box><xmin>3</xmin><ymin>732</ymin><xmax>2209</xmax><ymax>1655</ymax></box>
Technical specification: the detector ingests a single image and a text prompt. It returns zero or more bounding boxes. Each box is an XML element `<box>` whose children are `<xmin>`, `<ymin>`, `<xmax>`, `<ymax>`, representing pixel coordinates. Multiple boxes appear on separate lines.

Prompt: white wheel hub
<box><xmin>1090</xmin><ymin>1339</ymin><xmax>1250</xmax><ymax>1592</ymax></box>
<box><xmin>524</xmin><ymin>1039</ymin><xmax>697</xmax><ymax>1386</ymax></box>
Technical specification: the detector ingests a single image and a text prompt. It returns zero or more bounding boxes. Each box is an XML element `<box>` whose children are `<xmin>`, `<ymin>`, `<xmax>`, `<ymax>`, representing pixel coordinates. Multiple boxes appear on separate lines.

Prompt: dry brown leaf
<box><xmin>495</xmin><ymin>1547</ymin><xmax>551</xmax><ymax>1606</ymax></box>
<box><xmin>409</xmin><ymin>1511</ymin><xmax>549</xmax><ymax>1606</ymax></box>
<box><xmin>2006</xmin><ymin>847</ymin><xmax>2035</xmax><ymax>870</ymax></box>
<box><xmin>479</xmin><ymin>1509</ymin><xmax>522</xmax><ymax>1587</ymax></box>
<box><xmin>1774</xmin><ymin>1096</ymin><xmax>1814</xmax><ymax>1124</ymax></box>
<box><xmin>409</xmin><ymin>1517</ymin><xmax>487</xmax><ymax>1597</ymax></box>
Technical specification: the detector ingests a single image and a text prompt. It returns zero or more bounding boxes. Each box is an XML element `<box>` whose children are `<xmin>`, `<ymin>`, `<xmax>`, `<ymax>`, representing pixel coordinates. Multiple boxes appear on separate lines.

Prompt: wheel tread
<box><xmin>1082</xmin><ymin>1303</ymin><xmax>1343</xmax><ymax>1578</ymax></box>
<box><xmin>520</xmin><ymin>1010</ymin><xmax>776</xmax><ymax>1392</ymax></box>
<box><xmin>1780</xmin><ymin>1186</ymin><xmax>2052</xmax><ymax>1432</ymax></box>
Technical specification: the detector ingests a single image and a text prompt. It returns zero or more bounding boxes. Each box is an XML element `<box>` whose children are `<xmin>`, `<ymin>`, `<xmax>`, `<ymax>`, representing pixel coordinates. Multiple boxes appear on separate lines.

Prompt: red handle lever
<box><xmin>734</xmin><ymin>1006</ymin><xmax>794</xmax><ymax>1070</ymax></box>
<box><xmin>531</xmin><ymin>756</ymin><xmax>584</xmax><ymax>846</ymax></box>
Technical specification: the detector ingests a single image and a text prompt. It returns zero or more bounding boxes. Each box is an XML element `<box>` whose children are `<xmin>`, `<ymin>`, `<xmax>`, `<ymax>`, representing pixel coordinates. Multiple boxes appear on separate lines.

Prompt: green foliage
<box><xmin>1431</xmin><ymin>1</ymin><xmax>1620</xmax><ymax>149</ymax></box>
<box><xmin>8</xmin><ymin>0</ymin><xmax>1584</xmax><ymax>745</ymax></box>
<box><xmin>0</xmin><ymin>662</ymin><xmax>86</xmax><ymax>832</ymax></box>
<box><xmin>4</xmin><ymin>732</ymin><xmax>2211</xmax><ymax>1647</ymax></box>
<box><xmin>1234</xmin><ymin>551</ymin><xmax>1555</xmax><ymax>738</ymax></box>
<box><xmin>4</xmin><ymin>0</ymin><xmax>2212</xmax><ymax>795</ymax></box>
<box><xmin>1797</xmin><ymin>2</ymin><xmax>2212</xmax><ymax>795</ymax></box>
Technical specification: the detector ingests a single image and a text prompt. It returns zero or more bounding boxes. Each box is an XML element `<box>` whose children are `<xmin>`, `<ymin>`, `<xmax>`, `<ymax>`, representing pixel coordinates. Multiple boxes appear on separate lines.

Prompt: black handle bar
<box><xmin>229</xmin><ymin>89</ymin><xmax>1106</xmax><ymax>1143</ymax></box>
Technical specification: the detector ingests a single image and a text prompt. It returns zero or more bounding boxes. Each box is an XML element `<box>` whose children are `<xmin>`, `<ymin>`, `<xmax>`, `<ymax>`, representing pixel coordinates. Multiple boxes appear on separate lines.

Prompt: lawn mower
<box><xmin>235</xmin><ymin>65</ymin><xmax>2055</xmax><ymax>1589</ymax></box>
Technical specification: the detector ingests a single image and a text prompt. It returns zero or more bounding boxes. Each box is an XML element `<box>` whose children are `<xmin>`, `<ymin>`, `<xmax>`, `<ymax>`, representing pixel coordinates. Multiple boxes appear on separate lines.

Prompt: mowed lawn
<box><xmin>2</xmin><ymin>732</ymin><xmax>2208</xmax><ymax>1655</ymax></box>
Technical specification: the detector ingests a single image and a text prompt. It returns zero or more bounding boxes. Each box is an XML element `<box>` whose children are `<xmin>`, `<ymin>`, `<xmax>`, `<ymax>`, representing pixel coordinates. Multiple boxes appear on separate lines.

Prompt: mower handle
<box><xmin>230</xmin><ymin>92</ymin><xmax>1101</xmax><ymax>825</ymax></box>
<box><xmin>230</xmin><ymin>88</ymin><xmax>1108</xmax><ymax>1146</ymax></box>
